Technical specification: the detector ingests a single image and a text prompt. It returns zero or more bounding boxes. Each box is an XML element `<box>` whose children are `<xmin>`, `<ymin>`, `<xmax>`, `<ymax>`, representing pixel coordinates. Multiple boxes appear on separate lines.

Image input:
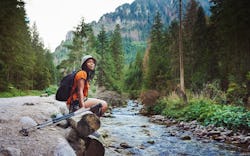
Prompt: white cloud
<box><xmin>24</xmin><ymin>0</ymin><xmax>134</xmax><ymax>51</ymax></box>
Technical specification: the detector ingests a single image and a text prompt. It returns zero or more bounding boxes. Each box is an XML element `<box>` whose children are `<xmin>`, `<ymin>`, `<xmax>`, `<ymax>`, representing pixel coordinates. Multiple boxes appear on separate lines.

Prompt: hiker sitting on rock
<box><xmin>66</xmin><ymin>55</ymin><xmax>108</xmax><ymax>115</ymax></box>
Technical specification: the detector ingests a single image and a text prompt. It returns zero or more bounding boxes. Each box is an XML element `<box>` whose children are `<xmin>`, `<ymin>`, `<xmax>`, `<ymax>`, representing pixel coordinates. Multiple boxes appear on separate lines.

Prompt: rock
<box><xmin>149</xmin><ymin>115</ymin><xmax>165</xmax><ymax>124</ymax></box>
<box><xmin>19</xmin><ymin>116</ymin><xmax>37</xmax><ymax>127</ymax></box>
<box><xmin>147</xmin><ymin>140</ymin><xmax>155</xmax><ymax>144</ymax></box>
<box><xmin>66</xmin><ymin>130</ymin><xmax>86</xmax><ymax>156</ymax></box>
<box><xmin>40</xmin><ymin>93</ymin><xmax>48</xmax><ymax>97</ymax></box>
<box><xmin>180</xmin><ymin>135</ymin><xmax>191</xmax><ymax>140</ymax></box>
<box><xmin>0</xmin><ymin>147</ymin><xmax>21</xmax><ymax>156</ymax></box>
<box><xmin>67</xmin><ymin>111</ymin><xmax>100</xmax><ymax>138</ymax></box>
<box><xmin>214</xmin><ymin>136</ymin><xmax>226</xmax><ymax>142</ymax></box>
<box><xmin>23</xmin><ymin>102</ymin><xmax>35</xmax><ymax>106</ymax></box>
<box><xmin>221</xmin><ymin>130</ymin><xmax>233</xmax><ymax>136</ymax></box>
<box><xmin>207</xmin><ymin>131</ymin><xmax>221</xmax><ymax>137</ymax></box>
<box><xmin>140</xmin><ymin>90</ymin><xmax>160</xmax><ymax>107</ymax></box>
<box><xmin>0</xmin><ymin>96</ymin><xmax>97</xmax><ymax>155</ymax></box>
<box><xmin>139</xmin><ymin>107</ymin><xmax>148</xmax><ymax>115</ymax></box>
<box><xmin>54</xmin><ymin>138</ymin><xmax>76</xmax><ymax>156</ymax></box>
<box><xmin>240</xmin><ymin>136</ymin><xmax>250</xmax><ymax>144</ymax></box>
<box><xmin>96</xmin><ymin>87</ymin><xmax>125</xmax><ymax>107</ymax></box>
<box><xmin>66</xmin><ymin>110</ymin><xmax>101</xmax><ymax>155</ymax></box>
<box><xmin>120</xmin><ymin>142</ymin><xmax>132</xmax><ymax>148</ymax></box>
<box><xmin>84</xmin><ymin>136</ymin><xmax>105</xmax><ymax>156</ymax></box>
<box><xmin>170</xmin><ymin>132</ymin><xmax>177</xmax><ymax>136</ymax></box>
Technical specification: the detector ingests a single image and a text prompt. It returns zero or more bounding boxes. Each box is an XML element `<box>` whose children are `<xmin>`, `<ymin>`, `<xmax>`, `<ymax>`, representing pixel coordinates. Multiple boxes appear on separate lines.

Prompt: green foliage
<box><xmin>210</xmin><ymin>0</ymin><xmax>250</xmax><ymax>92</ymax></box>
<box><xmin>202</xmin><ymin>80</ymin><xmax>227</xmax><ymax>104</ymax></box>
<box><xmin>144</xmin><ymin>12</ymin><xmax>172</xmax><ymax>94</ymax></box>
<box><xmin>124</xmin><ymin>51</ymin><xmax>144</xmax><ymax>98</ymax></box>
<box><xmin>96</xmin><ymin>25</ymin><xmax>109</xmax><ymax>87</ymax></box>
<box><xmin>44</xmin><ymin>85</ymin><xmax>58</xmax><ymax>96</ymax></box>
<box><xmin>0</xmin><ymin>87</ymin><xmax>42</xmax><ymax>97</ymax></box>
<box><xmin>226</xmin><ymin>82</ymin><xmax>247</xmax><ymax>105</ymax></box>
<box><xmin>153</xmin><ymin>98</ymin><xmax>167</xmax><ymax>115</ymax></box>
<box><xmin>0</xmin><ymin>0</ymin><xmax>54</xmax><ymax>92</ymax></box>
<box><xmin>246</xmin><ymin>72</ymin><xmax>250</xmax><ymax>81</ymax></box>
<box><xmin>123</xmin><ymin>39</ymin><xmax>146</xmax><ymax>64</ymax></box>
<box><xmin>155</xmin><ymin>96</ymin><xmax>250</xmax><ymax>130</ymax></box>
<box><xmin>153</xmin><ymin>95</ymin><xmax>183</xmax><ymax>118</ymax></box>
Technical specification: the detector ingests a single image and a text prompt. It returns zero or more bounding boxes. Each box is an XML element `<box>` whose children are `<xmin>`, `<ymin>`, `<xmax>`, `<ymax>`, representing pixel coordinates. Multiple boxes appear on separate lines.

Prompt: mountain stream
<box><xmin>99</xmin><ymin>100</ymin><xmax>249</xmax><ymax>156</ymax></box>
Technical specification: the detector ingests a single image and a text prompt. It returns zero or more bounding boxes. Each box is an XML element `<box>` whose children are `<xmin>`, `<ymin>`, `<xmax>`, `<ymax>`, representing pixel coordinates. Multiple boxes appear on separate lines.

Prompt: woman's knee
<box><xmin>98</xmin><ymin>99</ymin><xmax>108</xmax><ymax>113</ymax></box>
<box><xmin>86</xmin><ymin>98</ymin><xmax>108</xmax><ymax>113</ymax></box>
<box><xmin>101</xmin><ymin>101</ymin><xmax>108</xmax><ymax>112</ymax></box>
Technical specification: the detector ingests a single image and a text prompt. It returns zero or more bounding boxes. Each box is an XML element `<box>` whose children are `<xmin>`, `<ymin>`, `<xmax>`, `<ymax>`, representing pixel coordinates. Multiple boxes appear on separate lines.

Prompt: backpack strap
<box><xmin>67</xmin><ymin>70</ymin><xmax>81</xmax><ymax>104</ymax></box>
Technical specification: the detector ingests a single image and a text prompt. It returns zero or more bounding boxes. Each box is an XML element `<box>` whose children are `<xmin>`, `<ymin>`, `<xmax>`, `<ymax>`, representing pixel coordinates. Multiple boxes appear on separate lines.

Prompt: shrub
<box><xmin>226</xmin><ymin>82</ymin><xmax>247</xmax><ymax>105</ymax></box>
<box><xmin>202</xmin><ymin>80</ymin><xmax>227</xmax><ymax>104</ymax></box>
<box><xmin>44</xmin><ymin>85</ymin><xmax>58</xmax><ymax>95</ymax></box>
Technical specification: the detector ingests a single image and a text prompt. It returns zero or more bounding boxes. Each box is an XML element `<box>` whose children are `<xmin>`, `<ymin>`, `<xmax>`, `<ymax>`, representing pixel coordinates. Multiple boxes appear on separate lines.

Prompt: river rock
<box><xmin>120</xmin><ymin>142</ymin><xmax>132</xmax><ymax>148</ymax></box>
<box><xmin>84</xmin><ymin>135</ymin><xmax>105</xmax><ymax>156</ymax></box>
<box><xmin>181</xmin><ymin>135</ymin><xmax>191</xmax><ymax>140</ymax></box>
<box><xmin>66</xmin><ymin>110</ymin><xmax>101</xmax><ymax>155</ymax></box>
<box><xmin>67</xmin><ymin>110</ymin><xmax>100</xmax><ymax>138</ymax></box>
<box><xmin>207</xmin><ymin>130</ymin><xmax>221</xmax><ymax>137</ymax></box>
<box><xmin>243</xmin><ymin>136</ymin><xmax>250</xmax><ymax>144</ymax></box>
<box><xmin>66</xmin><ymin>130</ymin><xmax>86</xmax><ymax>156</ymax></box>
<box><xmin>140</xmin><ymin>90</ymin><xmax>160</xmax><ymax>107</ymax></box>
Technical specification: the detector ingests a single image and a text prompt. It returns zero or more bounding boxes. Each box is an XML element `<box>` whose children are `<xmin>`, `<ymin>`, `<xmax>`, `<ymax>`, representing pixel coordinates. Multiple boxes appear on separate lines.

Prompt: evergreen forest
<box><xmin>0</xmin><ymin>0</ymin><xmax>250</xmax><ymax>128</ymax></box>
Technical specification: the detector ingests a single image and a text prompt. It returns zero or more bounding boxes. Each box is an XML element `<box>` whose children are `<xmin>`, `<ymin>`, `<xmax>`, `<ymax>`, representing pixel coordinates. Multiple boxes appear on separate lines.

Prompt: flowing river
<box><xmin>99</xmin><ymin>100</ymin><xmax>249</xmax><ymax>156</ymax></box>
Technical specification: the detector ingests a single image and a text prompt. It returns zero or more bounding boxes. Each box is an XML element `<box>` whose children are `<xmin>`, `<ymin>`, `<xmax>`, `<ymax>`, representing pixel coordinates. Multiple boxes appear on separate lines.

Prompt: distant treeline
<box><xmin>1</xmin><ymin>0</ymin><xmax>250</xmax><ymax>106</ymax></box>
<box><xmin>125</xmin><ymin>0</ymin><xmax>250</xmax><ymax>105</ymax></box>
<box><xmin>0</xmin><ymin>0</ymin><xmax>56</xmax><ymax>91</ymax></box>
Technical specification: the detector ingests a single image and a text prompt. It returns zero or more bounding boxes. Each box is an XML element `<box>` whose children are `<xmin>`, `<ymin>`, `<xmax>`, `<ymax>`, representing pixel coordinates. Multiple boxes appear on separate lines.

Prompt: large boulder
<box><xmin>0</xmin><ymin>96</ymin><xmax>76</xmax><ymax>155</ymax></box>
<box><xmin>95</xmin><ymin>87</ymin><xmax>126</xmax><ymax>107</ymax></box>
<box><xmin>0</xmin><ymin>96</ymin><xmax>104</xmax><ymax>156</ymax></box>
<box><xmin>140</xmin><ymin>90</ymin><xmax>160</xmax><ymax>107</ymax></box>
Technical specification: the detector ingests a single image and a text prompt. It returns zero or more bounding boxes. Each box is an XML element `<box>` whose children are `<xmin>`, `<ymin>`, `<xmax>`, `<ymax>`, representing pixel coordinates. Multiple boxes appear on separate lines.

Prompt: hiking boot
<box><xmin>90</xmin><ymin>103</ymin><xmax>103</xmax><ymax>117</ymax></box>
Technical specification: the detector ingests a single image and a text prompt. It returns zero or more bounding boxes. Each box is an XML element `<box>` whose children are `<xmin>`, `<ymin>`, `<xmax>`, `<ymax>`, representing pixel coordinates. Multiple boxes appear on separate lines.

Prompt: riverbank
<box><xmin>149</xmin><ymin>114</ymin><xmax>250</xmax><ymax>152</ymax></box>
<box><xmin>99</xmin><ymin>100</ymin><xmax>250</xmax><ymax>155</ymax></box>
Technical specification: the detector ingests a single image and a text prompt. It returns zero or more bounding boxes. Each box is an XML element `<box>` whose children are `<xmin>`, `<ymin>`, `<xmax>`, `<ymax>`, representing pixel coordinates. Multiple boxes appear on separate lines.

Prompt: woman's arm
<box><xmin>77</xmin><ymin>79</ymin><xmax>86</xmax><ymax>108</ymax></box>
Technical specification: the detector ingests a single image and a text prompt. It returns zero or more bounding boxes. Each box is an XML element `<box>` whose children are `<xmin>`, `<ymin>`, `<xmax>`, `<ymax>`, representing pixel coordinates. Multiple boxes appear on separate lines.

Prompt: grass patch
<box><xmin>0</xmin><ymin>85</ymin><xmax>58</xmax><ymax>98</ymax></box>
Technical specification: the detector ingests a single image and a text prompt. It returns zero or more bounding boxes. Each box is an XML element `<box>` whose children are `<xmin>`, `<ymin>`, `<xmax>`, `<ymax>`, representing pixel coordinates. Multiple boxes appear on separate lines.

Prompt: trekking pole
<box><xmin>19</xmin><ymin>103</ymin><xmax>102</xmax><ymax>136</ymax></box>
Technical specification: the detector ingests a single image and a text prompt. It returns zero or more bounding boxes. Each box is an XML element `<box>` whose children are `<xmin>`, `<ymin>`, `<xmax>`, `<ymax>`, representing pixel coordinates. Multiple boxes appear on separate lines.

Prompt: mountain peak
<box><xmin>91</xmin><ymin>0</ymin><xmax>211</xmax><ymax>42</ymax></box>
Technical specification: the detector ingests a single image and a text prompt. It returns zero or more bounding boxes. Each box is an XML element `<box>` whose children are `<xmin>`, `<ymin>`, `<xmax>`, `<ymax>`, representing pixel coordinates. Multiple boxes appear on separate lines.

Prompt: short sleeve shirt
<box><xmin>66</xmin><ymin>70</ymin><xmax>90</xmax><ymax>105</ymax></box>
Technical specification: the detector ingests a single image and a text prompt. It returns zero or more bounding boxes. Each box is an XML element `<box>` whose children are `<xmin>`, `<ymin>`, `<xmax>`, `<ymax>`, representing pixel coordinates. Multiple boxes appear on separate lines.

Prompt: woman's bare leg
<box><xmin>84</xmin><ymin>98</ymin><xmax>108</xmax><ymax>114</ymax></box>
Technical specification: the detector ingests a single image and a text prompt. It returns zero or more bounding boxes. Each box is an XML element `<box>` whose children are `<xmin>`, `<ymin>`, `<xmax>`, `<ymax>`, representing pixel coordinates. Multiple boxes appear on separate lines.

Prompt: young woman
<box><xmin>66</xmin><ymin>55</ymin><xmax>108</xmax><ymax>115</ymax></box>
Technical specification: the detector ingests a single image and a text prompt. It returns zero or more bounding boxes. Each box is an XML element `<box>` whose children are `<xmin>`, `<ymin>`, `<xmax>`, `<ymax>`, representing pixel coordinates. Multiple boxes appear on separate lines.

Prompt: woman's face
<box><xmin>86</xmin><ymin>58</ymin><xmax>96</xmax><ymax>71</ymax></box>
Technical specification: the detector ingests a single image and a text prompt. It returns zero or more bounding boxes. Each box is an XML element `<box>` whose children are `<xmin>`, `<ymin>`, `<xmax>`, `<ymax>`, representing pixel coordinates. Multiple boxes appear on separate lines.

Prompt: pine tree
<box><xmin>210</xmin><ymin>0</ymin><xmax>250</xmax><ymax>91</ymax></box>
<box><xmin>109</xmin><ymin>24</ymin><xmax>124</xmax><ymax>91</ymax></box>
<box><xmin>64</xmin><ymin>18</ymin><xmax>92</xmax><ymax>73</ymax></box>
<box><xmin>190</xmin><ymin>6</ymin><xmax>209</xmax><ymax>90</ymax></box>
<box><xmin>124</xmin><ymin>51</ymin><xmax>143</xmax><ymax>97</ymax></box>
<box><xmin>0</xmin><ymin>0</ymin><xmax>35</xmax><ymax>90</ymax></box>
<box><xmin>168</xmin><ymin>21</ymin><xmax>180</xmax><ymax>83</ymax></box>
<box><xmin>96</xmin><ymin>25</ymin><xmax>109</xmax><ymax>87</ymax></box>
<box><xmin>182</xmin><ymin>0</ymin><xmax>199</xmax><ymax>88</ymax></box>
<box><xmin>145</xmin><ymin>12</ymin><xmax>171</xmax><ymax>92</ymax></box>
